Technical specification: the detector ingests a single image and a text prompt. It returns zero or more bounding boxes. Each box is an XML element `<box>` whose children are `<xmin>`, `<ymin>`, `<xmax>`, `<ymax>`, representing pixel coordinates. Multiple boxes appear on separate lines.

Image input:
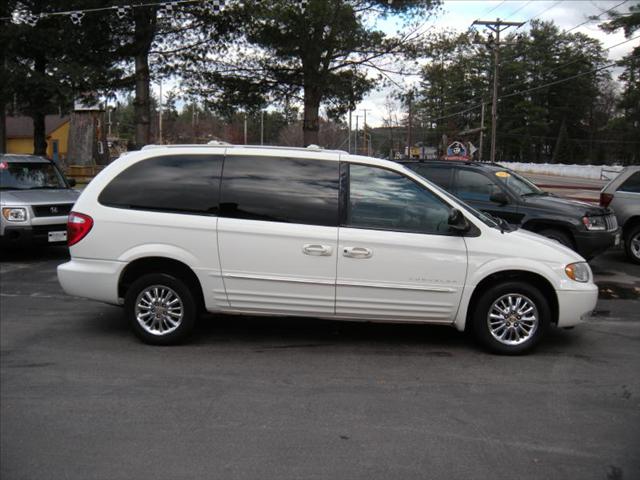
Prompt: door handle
<box><xmin>302</xmin><ymin>244</ymin><xmax>333</xmax><ymax>256</ymax></box>
<box><xmin>343</xmin><ymin>246</ymin><xmax>373</xmax><ymax>259</ymax></box>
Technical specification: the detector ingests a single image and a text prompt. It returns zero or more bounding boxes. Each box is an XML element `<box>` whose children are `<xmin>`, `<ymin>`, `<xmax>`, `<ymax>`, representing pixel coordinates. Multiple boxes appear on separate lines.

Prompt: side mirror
<box><xmin>67</xmin><ymin>178</ymin><xmax>77</xmax><ymax>187</ymax></box>
<box><xmin>490</xmin><ymin>190</ymin><xmax>509</xmax><ymax>205</ymax></box>
<box><xmin>448</xmin><ymin>208</ymin><xmax>470</xmax><ymax>233</ymax></box>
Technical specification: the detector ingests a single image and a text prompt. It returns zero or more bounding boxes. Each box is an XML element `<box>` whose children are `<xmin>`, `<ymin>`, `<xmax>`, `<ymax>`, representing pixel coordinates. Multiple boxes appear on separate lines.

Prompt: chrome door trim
<box><xmin>223</xmin><ymin>272</ymin><xmax>335</xmax><ymax>286</ymax></box>
<box><xmin>337</xmin><ymin>280</ymin><xmax>456</xmax><ymax>293</ymax></box>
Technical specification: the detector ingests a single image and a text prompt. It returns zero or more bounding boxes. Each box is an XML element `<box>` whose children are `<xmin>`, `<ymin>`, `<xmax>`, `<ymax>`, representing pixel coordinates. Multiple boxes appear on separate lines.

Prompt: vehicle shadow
<box><xmin>0</xmin><ymin>245</ymin><xmax>69</xmax><ymax>263</ymax></box>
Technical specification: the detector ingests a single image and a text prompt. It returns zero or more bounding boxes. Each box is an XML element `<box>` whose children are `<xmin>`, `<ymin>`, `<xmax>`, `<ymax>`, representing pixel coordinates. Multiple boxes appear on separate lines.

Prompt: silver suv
<box><xmin>0</xmin><ymin>154</ymin><xmax>80</xmax><ymax>247</ymax></box>
<box><xmin>600</xmin><ymin>166</ymin><xmax>640</xmax><ymax>263</ymax></box>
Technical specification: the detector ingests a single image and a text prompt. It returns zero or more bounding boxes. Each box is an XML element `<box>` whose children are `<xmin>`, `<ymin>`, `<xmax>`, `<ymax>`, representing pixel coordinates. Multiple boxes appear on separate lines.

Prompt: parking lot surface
<box><xmin>1</xmin><ymin>247</ymin><xmax>639</xmax><ymax>480</ymax></box>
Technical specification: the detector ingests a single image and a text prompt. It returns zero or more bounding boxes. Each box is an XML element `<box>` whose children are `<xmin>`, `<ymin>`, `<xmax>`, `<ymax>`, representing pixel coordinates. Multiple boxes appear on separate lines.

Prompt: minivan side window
<box><xmin>454</xmin><ymin>169</ymin><xmax>500</xmax><ymax>202</ymax></box>
<box><xmin>99</xmin><ymin>155</ymin><xmax>223</xmax><ymax>215</ymax></box>
<box><xmin>220</xmin><ymin>155</ymin><xmax>339</xmax><ymax>227</ymax></box>
<box><xmin>619</xmin><ymin>172</ymin><xmax>640</xmax><ymax>193</ymax></box>
<box><xmin>346</xmin><ymin>164</ymin><xmax>451</xmax><ymax>235</ymax></box>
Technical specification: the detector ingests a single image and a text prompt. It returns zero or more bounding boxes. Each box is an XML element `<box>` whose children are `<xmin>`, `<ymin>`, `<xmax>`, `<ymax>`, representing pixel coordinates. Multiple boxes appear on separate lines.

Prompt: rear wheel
<box><xmin>124</xmin><ymin>273</ymin><xmax>197</xmax><ymax>345</ymax></box>
<box><xmin>472</xmin><ymin>281</ymin><xmax>550</xmax><ymax>355</ymax></box>
<box><xmin>624</xmin><ymin>224</ymin><xmax>640</xmax><ymax>264</ymax></box>
<box><xmin>538</xmin><ymin>228</ymin><xmax>573</xmax><ymax>250</ymax></box>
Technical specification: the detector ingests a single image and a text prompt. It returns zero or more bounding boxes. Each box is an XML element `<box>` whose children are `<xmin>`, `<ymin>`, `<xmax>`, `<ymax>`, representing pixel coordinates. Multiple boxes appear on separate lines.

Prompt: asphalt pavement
<box><xmin>1</xmin><ymin>246</ymin><xmax>639</xmax><ymax>480</ymax></box>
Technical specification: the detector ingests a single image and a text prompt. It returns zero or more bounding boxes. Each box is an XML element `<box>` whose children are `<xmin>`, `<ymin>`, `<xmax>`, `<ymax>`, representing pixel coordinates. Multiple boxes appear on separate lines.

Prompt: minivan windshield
<box><xmin>0</xmin><ymin>162</ymin><xmax>67</xmax><ymax>190</ymax></box>
<box><xmin>493</xmin><ymin>168</ymin><xmax>544</xmax><ymax>196</ymax></box>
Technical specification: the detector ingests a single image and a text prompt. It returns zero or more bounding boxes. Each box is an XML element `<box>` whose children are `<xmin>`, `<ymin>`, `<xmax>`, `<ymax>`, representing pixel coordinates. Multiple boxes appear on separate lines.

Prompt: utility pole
<box><xmin>158</xmin><ymin>80</ymin><xmax>163</xmax><ymax>144</ymax></box>
<box><xmin>260</xmin><ymin>110</ymin><xmax>264</xmax><ymax>145</ymax></box>
<box><xmin>244</xmin><ymin>113</ymin><xmax>248</xmax><ymax>144</ymax></box>
<box><xmin>348</xmin><ymin>110</ymin><xmax>352</xmax><ymax>154</ymax></box>
<box><xmin>479</xmin><ymin>101</ymin><xmax>485</xmax><ymax>162</ymax></box>
<box><xmin>472</xmin><ymin>18</ymin><xmax>524</xmax><ymax>163</ymax></box>
<box><xmin>406</xmin><ymin>91</ymin><xmax>413</xmax><ymax>159</ymax></box>
<box><xmin>354</xmin><ymin>115</ymin><xmax>360</xmax><ymax>154</ymax></box>
<box><xmin>360</xmin><ymin>109</ymin><xmax>370</xmax><ymax>156</ymax></box>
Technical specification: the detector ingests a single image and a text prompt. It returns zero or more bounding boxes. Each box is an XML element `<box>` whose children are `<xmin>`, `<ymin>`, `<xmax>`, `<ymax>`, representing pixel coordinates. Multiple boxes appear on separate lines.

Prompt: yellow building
<box><xmin>6</xmin><ymin>115</ymin><xmax>70</xmax><ymax>162</ymax></box>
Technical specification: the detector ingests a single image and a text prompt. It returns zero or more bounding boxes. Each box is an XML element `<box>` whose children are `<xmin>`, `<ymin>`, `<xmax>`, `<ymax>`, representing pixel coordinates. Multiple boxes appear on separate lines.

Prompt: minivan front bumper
<box><xmin>556</xmin><ymin>285</ymin><xmax>599</xmax><ymax>328</ymax></box>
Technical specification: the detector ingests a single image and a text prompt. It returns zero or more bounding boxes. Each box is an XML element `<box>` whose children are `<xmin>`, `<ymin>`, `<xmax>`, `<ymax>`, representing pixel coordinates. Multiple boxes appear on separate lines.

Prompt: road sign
<box><xmin>445</xmin><ymin>141</ymin><xmax>469</xmax><ymax>160</ymax></box>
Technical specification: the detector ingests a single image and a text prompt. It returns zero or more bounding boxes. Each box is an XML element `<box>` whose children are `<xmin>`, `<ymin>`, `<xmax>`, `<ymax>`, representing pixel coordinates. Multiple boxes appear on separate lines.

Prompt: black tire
<box><xmin>624</xmin><ymin>224</ymin><xmax>640</xmax><ymax>265</ymax></box>
<box><xmin>124</xmin><ymin>273</ymin><xmax>197</xmax><ymax>345</ymax></box>
<box><xmin>538</xmin><ymin>228</ymin><xmax>574</xmax><ymax>250</ymax></box>
<box><xmin>472</xmin><ymin>281</ymin><xmax>550</xmax><ymax>355</ymax></box>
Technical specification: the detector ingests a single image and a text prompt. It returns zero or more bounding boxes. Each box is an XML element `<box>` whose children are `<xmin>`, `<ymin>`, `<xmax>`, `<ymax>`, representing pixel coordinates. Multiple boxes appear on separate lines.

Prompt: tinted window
<box><xmin>619</xmin><ymin>172</ymin><xmax>640</xmax><ymax>193</ymax></box>
<box><xmin>346</xmin><ymin>164</ymin><xmax>451</xmax><ymax>234</ymax></box>
<box><xmin>0</xmin><ymin>162</ymin><xmax>66</xmax><ymax>190</ymax></box>
<box><xmin>220</xmin><ymin>155</ymin><xmax>339</xmax><ymax>226</ymax></box>
<box><xmin>99</xmin><ymin>155</ymin><xmax>222</xmax><ymax>214</ymax></box>
<box><xmin>454</xmin><ymin>169</ymin><xmax>501</xmax><ymax>202</ymax></box>
<box><xmin>406</xmin><ymin>164</ymin><xmax>453</xmax><ymax>189</ymax></box>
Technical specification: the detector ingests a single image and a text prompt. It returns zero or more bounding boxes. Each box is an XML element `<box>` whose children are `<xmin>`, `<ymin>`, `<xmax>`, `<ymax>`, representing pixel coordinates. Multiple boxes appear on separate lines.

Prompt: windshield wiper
<box><xmin>521</xmin><ymin>191</ymin><xmax>548</xmax><ymax>197</ymax></box>
<box><xmin>25</xmin><ymin>186</ymin><xmax>63</xmax><ymax>190</ymax></box>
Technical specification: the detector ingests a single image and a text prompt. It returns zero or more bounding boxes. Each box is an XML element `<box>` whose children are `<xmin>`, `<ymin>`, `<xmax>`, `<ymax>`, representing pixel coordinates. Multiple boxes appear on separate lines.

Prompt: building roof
<box><xmin>6</xmin><ymin>115</ymin><xmax>70</xmax><ymax>139</ymax></box>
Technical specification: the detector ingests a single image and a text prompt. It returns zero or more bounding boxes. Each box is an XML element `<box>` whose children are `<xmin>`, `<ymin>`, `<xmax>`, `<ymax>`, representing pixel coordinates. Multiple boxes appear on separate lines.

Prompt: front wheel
<box><xmin>472</xmin><ymin>281</ymin><xmax>550</xmax><ymax>355</ymax></box>
<box><xmin>624</xmin><ymin>225</ymin><xmax>640</xmax><ymax>265</ymax></box>
<box><xmin>124</xmin><ymin>273</ymin><xmax>197</xmax><ymax>345</ymax></box>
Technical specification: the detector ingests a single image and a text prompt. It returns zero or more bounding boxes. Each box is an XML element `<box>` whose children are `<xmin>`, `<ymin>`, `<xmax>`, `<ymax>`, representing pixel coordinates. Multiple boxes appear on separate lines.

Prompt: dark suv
<box><xmin>400</xmin><ymin>160</ymin><xmax>619</xmax><ymax>259</ymax></box>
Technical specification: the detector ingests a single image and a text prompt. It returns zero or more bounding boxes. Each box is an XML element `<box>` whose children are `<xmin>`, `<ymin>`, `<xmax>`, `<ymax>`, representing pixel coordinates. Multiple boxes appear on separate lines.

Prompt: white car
<box><xmin>57</xmin><ymin>145</ymin><xmax>598</xmax><ymax>354</ymax></box>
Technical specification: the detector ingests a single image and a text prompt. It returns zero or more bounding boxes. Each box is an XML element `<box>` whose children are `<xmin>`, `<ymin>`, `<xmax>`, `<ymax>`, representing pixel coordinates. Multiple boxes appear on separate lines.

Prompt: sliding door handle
<box><xmin>303</xmin><ymin>244</ymin><xmax>333</xmax><ymax>256</ymax></box>
<box><xmin>343</xmin><ymin>247</ymin><xmax>373</xmax><ymax>259</ymax></box>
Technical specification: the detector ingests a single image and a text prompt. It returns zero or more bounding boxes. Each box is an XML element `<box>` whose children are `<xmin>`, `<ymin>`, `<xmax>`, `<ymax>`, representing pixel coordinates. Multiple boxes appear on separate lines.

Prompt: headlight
<box><xmin>565</xmin><ymin>262</ymin><xmax>591</xmax><ymax>283</ymax></box>
<box><xmin>2</xmin><ymin>207</ymin><xmax>27</xmax><ymax>222</ymax></box>
<box><xmin>582</xmin><ymin>215</ymin><xmax>606</xmax><ymax>231</ymax></box>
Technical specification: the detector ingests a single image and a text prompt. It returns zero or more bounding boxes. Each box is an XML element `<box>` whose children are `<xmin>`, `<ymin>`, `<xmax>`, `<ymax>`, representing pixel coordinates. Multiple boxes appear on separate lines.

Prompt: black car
<box><xmin>399</xmin><ymin>160</ymin><xmax>619</xmax><ymax>259</ymax></box>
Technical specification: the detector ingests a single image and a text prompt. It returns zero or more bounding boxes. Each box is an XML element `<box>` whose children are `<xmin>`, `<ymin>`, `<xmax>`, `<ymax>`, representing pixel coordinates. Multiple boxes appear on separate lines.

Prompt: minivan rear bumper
<box><xmin>58</xmin><ymin>258</ymin><xmax>124</xmax><ymax>305</ymax></box>
<box><xmin>556</xmin><ymin>286</ymin><xmax>599</xmax><ymax>328</ymax></box>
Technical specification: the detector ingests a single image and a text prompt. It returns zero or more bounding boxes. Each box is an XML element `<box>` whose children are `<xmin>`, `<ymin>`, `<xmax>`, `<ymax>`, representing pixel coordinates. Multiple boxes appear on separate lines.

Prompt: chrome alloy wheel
<box><xmin>631</xmin><ymin>232</ymin><xmax>640</xmax><ymax>260</ymax></box>
<box><xmin>135</xmin><ymin>285</ymin><xmax>184</xmax><ymax>336</ymax></box>
<box><xmin>487</xmin><ymin>293</ymin><xmax>539</xmax><ymax>346</ymax></box>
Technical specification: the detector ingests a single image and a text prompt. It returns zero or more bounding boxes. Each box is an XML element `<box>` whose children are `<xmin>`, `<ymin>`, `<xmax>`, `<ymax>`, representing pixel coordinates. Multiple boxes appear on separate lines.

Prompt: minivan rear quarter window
<box><xmin>220</xmin><ymin>155</ymin><xmax>339</xmax><ymax>226</ymax></box>
<box><xmin>99</xmin><ymin>155</ymin><xmax>223</xmax><ymax>215</ymax></box>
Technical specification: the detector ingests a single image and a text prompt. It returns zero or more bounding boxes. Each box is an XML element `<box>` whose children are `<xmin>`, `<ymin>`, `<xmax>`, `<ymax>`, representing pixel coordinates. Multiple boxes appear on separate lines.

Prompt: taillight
<box><xmin>67</xmin><ymin>212</ymin><xmax>93</xmax><ymax>246</ymax></box>
<box><xmin>600</xmin><ymin>192</ymin><xmax>613</xmax><ymax>208</ymax></box>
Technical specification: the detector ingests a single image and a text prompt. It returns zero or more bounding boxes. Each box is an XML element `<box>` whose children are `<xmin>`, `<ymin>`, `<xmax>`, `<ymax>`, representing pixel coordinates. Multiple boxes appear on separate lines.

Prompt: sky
<box><xmin>354</xmin><ymin>0</ymin><xmax>638</xmax><ymax>127</ymax></box>
<box><xmin>151</xmin><ymin>0</ymin><xmax>638</xmax><ymax>129</ymax></box>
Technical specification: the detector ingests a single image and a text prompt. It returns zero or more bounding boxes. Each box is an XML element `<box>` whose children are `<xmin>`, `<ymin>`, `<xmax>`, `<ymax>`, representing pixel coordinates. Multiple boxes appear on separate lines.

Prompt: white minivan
<box><xmin>58</xmin><ymin>145</ymin><xmax>598</xmax><ymax>354</ymax></box>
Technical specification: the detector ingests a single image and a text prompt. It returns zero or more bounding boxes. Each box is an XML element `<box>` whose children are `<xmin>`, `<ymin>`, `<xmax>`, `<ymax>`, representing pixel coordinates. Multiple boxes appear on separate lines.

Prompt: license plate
<box><xmin>614</xmin><ymin>232</ymin><xmax>621</xmax><ymax>247</ymax></box>
<box><xmin>48</xmin><ymin>231</ymin><xmax>67</xmax><ymax>243</ymax></box>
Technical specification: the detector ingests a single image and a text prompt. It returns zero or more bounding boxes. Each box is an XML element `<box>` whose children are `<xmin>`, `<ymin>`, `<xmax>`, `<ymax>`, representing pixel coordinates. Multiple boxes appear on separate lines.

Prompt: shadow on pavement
<box><xmin>0</xmin><ymin>245</ymin><xmax>69</xmax><ymax>263</ymax></box>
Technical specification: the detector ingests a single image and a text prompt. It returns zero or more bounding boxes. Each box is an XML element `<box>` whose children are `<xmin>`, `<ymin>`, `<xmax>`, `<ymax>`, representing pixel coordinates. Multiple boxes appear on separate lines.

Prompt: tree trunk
<box><xmin>132</xmin><ymin>7</ymin><xmax>156</xmax><ymax>149</ymax></box>
<box><xmin>302</xmin><ymin>86</ymin><xmax>320</xmax><ymax>147</ymax></box>
<box><xmin>33</xmin><ymin>111</ymin><xmax>47</xmax><ymax>156</ymax></box>
<box><xmin>0</xmin><ymin>104</ymin><xmax>5</xmax><ymax>154</ymax></box>
<box><xmin>134</xmin><ymin>52</ymin><xmax>150</xmax><ymax>148</ymax></box>
<box><xmin>32</xmin><ymin>56</ymin><xmax>48</xmax><ymax>156</ymax></box>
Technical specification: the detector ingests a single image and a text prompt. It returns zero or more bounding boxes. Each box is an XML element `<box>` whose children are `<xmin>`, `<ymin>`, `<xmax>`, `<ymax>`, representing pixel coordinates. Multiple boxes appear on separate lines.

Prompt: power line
<box><xmin>505</xmin><ymin>0</ymin><xmax>534</xmax><ymax>20</ymax></box>
<box><xmin>565</xmin><ymin>0</ymin><xmax>630</xmax><ymax>33</ymax></box>
<box><xmin>483</xmin><ymin>1</ymin><xmax>509</xmax><ymax>17</ymax></box>
<box><xmin>422</xmin><ymin>54</ymin><xmax>638</xmax><ymax>124</ymax></box>
<box><xmin>521</xmin><ymin>0</ymin><xmax>564</xmax><ymax>25</ymax></box>
<box><xmin>501</xmin><ymin>34</ymin><xmax>640</xmax><ymax>94</ymax></box>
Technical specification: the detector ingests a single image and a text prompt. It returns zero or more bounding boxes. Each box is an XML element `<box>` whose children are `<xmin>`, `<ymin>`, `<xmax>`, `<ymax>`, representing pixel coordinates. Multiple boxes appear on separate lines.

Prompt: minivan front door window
<box><xmin>347</xmin><ymin>164</ymin><xmax>451</xmax><ymax>235</ymax></box>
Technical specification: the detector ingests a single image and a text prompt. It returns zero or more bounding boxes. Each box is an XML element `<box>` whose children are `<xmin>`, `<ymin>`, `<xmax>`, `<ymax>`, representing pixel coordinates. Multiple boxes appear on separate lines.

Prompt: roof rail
<box><xmin>137</xmin><ymin>144</ymin><xmax>348</xmax><ymax>154</ymax></box>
